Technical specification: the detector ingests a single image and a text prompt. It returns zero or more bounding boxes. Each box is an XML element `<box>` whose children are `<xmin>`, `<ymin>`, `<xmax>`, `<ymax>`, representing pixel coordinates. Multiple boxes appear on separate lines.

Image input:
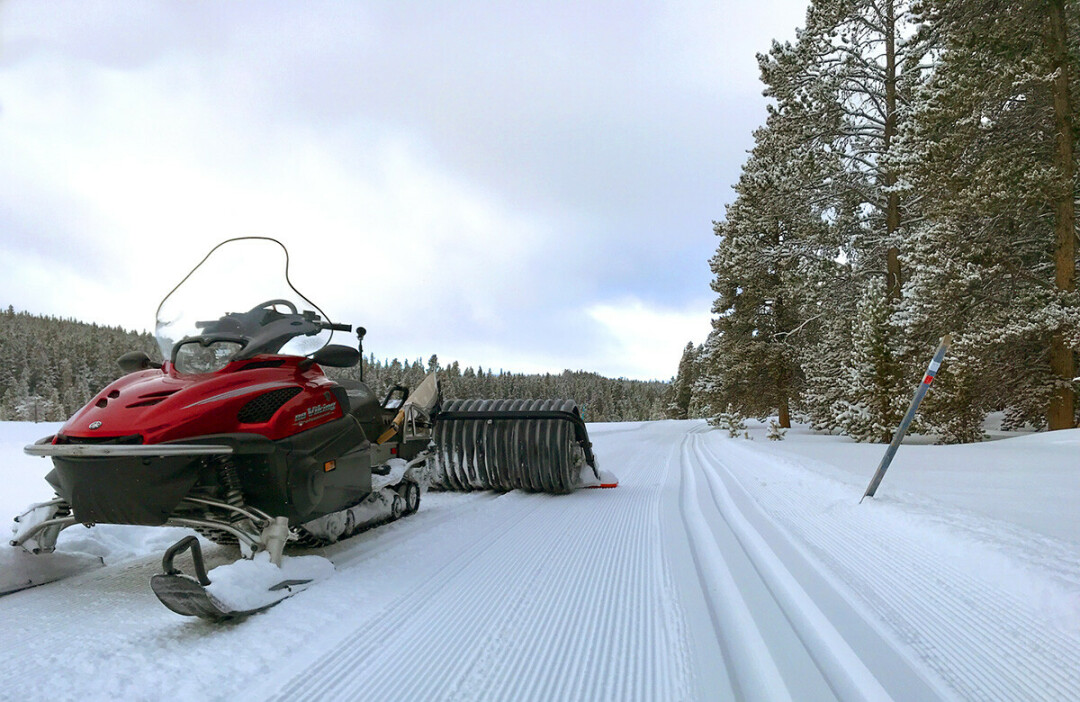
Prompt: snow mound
<box><xmin>0</xmin><ymin>545</ymin><xmax>103</xmax><ymax>595</ymax></box>
<box><xmin>204</xmin><ymin>552</ymin><xmax>335</xmax><ymax>612</ymax></box>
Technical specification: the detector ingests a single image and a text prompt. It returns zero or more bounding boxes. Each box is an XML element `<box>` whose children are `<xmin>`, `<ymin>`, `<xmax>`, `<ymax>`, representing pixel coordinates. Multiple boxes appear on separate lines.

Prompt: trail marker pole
<box><xmin>861</xmin><ymin>334</ymin><xmax>951</xmax><ymax>502</ymax></box>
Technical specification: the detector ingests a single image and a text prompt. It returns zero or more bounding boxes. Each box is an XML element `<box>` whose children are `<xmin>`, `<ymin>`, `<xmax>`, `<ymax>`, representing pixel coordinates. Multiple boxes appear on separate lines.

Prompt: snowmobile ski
<box><xmin>149</xmin><ymin>536</ymin><xmax>316</xmax><ymax>621</ymax></box>
<box><xmin>149</xmin><ymin>573</ymin><xmax>314</xmax><ymax>621</ymax></box>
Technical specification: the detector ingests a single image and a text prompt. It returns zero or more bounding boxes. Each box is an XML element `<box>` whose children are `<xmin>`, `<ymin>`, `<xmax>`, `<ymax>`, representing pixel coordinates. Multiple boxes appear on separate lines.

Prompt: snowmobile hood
<box><xmin>56</xmin><ymin>357</ymin><xmax>344</xmax><ymax>445</ymax></box>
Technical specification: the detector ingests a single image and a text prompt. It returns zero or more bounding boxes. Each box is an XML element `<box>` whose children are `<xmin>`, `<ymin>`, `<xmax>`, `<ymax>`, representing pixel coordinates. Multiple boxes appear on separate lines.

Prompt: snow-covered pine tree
<box><xmin>767</xmin><ymin>419</ymin><xmax>788</xmax><ymax>440</ymax></box>
<box><xmin>667</xmin><ymin>341</ymin><xmax>702</xmax><ymax>419</ymax></box>
<box><xmin>765</xmin><ymin>0</ymin><xmax>923</xmax><ymax>297</ymax></box>
<box><xmin>757</xmin><ymin>0</ymin><xmax>926</xmax><ymax>435</ymax></box>
<box><xmin>699</xmin><ymin>17</ymin><xmax>866</xmax><ymax>430</ymax></box>
<box><xmin>713</xmin><ymin>404</ymin><xmax>749</xmax><ymax>438</ymax></box>
<box><xmin>690</xmin><ymin>331</ymin><xmax>723</xmax><ymax>421</ymax></box>
<box><xmin>895</xmin><ymin>0</ymin><xmax>1080</xmax><ymax>433</ymax></box>
<box><xmin>799</xmin><ymin>265</ymin><xmax>858</xmax><ymax>434</ymax></box>
<box><xmin>833</xmin><ymin>282</ymin><xmax>907</xmax><ymax>441</ymax></box>
<box><xmin>700</xmin><ymin>105</ymin><xmax>825</xmax><ymax>428</ymax></box>
<box><xmin>0</xmin><ymin>308</ymin><xmax>671</xmax><ymax>424</ymax></box>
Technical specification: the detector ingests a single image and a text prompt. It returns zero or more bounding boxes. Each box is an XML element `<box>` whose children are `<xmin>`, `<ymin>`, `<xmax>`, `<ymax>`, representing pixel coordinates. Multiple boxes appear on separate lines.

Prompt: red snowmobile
<box><xmin>6</xmin><ymin>237</ymin><xmax>612</xmax><ymax>620</ymax></box>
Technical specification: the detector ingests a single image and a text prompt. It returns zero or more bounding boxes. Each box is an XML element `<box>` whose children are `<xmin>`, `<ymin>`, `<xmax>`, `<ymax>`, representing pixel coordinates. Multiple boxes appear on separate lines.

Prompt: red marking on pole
<box><xmin>923</xmin><ymin>375</ymin><xmax>934</xmax><ymax>385</ymax></box>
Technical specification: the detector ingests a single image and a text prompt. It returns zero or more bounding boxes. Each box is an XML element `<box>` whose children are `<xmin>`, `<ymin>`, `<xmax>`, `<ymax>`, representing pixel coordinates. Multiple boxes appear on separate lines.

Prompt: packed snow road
<box><xmin>1</xmin><ymin>420</ymin><xmax>1077</xmax><ymax>701</ymax></box>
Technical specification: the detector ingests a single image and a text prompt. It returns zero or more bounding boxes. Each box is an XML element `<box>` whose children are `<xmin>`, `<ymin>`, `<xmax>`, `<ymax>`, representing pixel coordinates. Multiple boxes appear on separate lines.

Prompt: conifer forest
<box><xmin>671</xmin><ymin>0</ymin><xmax>1080</xmax><ymax>442</ymax></box>
<box><xmin>0</xmin><ymin>307</ymin><xmax>668</xmax><ymax>424</ymax></box>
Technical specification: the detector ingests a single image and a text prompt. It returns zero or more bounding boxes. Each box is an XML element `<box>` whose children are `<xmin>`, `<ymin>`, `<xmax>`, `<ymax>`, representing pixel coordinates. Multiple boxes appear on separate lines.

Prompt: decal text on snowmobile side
<box><xmin>294</xmin><ymin>402</ymin><xmax>337</xmax><ymax>426</ymax></box>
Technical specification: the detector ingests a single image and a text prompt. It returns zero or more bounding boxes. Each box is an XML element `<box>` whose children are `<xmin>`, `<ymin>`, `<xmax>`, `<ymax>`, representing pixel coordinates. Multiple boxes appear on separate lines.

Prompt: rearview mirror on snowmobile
<box><xmin>310</xmin><ymin>344</ymin><xmax>361</xmax><ymax>368</ymax></box>
<box><xmin>117</xmin><ymin>351</ymin><xmax>162</xmax><ymax>374</ymax></box>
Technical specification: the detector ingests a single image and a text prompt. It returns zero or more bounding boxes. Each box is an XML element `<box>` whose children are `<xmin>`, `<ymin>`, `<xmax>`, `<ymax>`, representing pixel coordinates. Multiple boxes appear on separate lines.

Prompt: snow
<box><xmin>0</xmin><ymin>546</ymin><xmax>101</xmax><ymax>595</ymax></box>
<box><xmin>734</xmin><ymin>418</ymin><xmax>1078</xmax><ymax>544</ymax></box>
<box><xmin>0</xmin><ymin>419</ymin><xmax>1078</xmax><ymax>701</ymax></box>
<box><xmin>0</xmin><ymin>421</ymin><xmax>63</xmax><ymax>522</ymax></box>
<box><xmin>204</xmin><ymin>552</ymin><xmax>335</xmax><ymax>612</ymax></box>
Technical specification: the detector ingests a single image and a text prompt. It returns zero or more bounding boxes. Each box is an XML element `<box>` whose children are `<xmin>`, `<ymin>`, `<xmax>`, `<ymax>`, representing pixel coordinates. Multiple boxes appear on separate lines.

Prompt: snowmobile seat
<box><xmin>334</xmin><ymin>379</ymin><xmax>388</xmax><ymax>442</ymax></box>
<box><xmin>334</xmin><ymin>379</ymin><xmax>380</xmax><ymax>422</ymax></box>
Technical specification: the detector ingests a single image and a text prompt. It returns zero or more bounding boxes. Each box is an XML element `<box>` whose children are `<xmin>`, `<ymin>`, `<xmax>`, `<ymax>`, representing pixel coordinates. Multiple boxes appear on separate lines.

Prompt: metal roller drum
<box><xmin>430</xmin><ymin>399</ymin><xmax>598</xmax><ymax>494</ymax></box>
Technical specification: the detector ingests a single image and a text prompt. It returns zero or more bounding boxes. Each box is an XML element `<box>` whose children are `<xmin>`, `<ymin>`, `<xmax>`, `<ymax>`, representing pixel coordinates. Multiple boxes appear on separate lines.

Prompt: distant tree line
<box><xmin>0</xmin><ymin>307</ymin><xmax>668</xmax><ymax>423</ymax></box>
<box><xmin>670</xmin><ymin>0</ymin><xmax>1079</xmax><ymax>442</ymax></box>
<box><xmin>329</xmin><ymin>355</ymin><xmax>668</xmax><ymax>423</ymax></box>
<box><xmin>0</xmin><ymin>306</ymin><xmax>158</xmax><ymax>421</ymax></box>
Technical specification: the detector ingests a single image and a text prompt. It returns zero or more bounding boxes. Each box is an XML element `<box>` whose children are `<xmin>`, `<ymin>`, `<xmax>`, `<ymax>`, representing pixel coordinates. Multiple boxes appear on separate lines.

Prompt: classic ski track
<box><xmin>269</xmin><ymin>425</ymin><xmax>695</xmax><ymax>702</ymax></box>
<box><xmin>676</xmin><ymin>433</ymin><xmax>797</xmax><ymax>702</ymax></box>
<box><xmin>261</xmin><ymin>491</ymin><xmax>568</xmax><ymax>700</ymax></box>
<box><xmin>690</xmin><ymin>434</ymin><xmax>944</xmax><ymax>702</ymax></box>
<box><xmin>703</xmin><ymin>437</ymin><xmax>1080</xmax><ymax>702</ymax></box>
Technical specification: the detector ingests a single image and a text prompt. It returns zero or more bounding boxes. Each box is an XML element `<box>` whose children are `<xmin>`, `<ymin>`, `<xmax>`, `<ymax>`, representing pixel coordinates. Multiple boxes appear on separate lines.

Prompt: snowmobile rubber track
<box><xmin>431</xmin><ymin>399</ymin><xmax>597</xmax><ymax>494</ymax></box>
<box><xmin>193</xmin><ymin>525</ymin><xmax>239</xmax><ymax>546</ymax></box>
<box><xmin>292</xmin><ymin>482</ymin><xmax>421</xmax><ymax>547</ymax></box>
<box><xmin>291</xmin><ymin>516</ymin><xmax>395</xmax><ymax>548</ymax></box>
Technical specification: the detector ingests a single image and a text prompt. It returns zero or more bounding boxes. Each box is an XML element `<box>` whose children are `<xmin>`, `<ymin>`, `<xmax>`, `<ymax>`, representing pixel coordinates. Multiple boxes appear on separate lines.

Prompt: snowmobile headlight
<box><xmin>174</xmin><ymin>339</ymin><xmax>244</xmax><ymax>374</ymax></box>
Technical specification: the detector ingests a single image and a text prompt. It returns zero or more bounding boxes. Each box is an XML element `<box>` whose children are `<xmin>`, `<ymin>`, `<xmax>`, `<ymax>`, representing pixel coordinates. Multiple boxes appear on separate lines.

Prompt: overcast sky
<box><xmin>0</xmin><ymin>0</ymin><xmax>808</xmax><ymax>380</ymax></box>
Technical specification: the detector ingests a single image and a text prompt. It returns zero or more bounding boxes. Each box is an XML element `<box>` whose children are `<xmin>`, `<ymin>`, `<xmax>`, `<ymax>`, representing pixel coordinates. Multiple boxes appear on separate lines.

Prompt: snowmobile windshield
<box><xmin>154</xmin><ymin>238</ymin><xmax>340</xmax><ymax>373</ymax></box>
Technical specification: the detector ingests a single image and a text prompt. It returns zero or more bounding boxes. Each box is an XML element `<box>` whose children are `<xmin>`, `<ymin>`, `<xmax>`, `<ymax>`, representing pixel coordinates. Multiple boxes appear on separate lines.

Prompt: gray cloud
<box><xmin>0</xmin><ymin>0</ymin><xmax>807</xmax><ymax>379</ymax></box>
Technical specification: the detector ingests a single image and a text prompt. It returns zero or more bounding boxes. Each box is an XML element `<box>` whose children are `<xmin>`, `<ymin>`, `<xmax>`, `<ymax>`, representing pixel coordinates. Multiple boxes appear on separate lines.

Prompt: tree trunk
<box><xmin>883</xmin><ymin>0</ymin><xmax>903</xmax><ymax>301</ymax></box>
<box><xmin>778</xmin><ymin>394</ymin><xmax>791</xmax><ymax>429</ymax></box>
<box><xmin>886</xmin><ymin>244</ymin><xmax>902</xmax><ymax>300</ymax></box>
<box><xmin>1048</xmin><ymin>0</ymin><xmax>1077</xmax><ymax>430</ymax></box>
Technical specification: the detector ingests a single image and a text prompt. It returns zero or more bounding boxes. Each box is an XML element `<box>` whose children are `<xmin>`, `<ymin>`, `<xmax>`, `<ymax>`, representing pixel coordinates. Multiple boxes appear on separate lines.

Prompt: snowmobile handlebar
<box><xmin>176</xmin><ymin>308</ymin><xmax>354</xmax><ymax>366</ymax></box>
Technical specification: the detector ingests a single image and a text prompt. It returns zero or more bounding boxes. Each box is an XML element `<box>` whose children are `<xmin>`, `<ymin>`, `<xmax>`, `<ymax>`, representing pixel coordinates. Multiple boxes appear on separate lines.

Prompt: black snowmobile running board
<box><xmin>149</xmin><ymin>536</ymin><xmax>311</xmax><ymax>621</ymax></box>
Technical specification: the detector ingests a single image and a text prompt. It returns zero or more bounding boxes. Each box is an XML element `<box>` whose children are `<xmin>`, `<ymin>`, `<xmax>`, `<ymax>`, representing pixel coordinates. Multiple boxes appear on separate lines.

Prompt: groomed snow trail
<box><xmin>264</xmin><ymin>421</ymin><xmax>696</xmax><ymax>701</ymax></box>
<box><xmin>2</xmin><ymin>420</ymin><xmax>1073</xmax><ymax>701</ymax></box>
<box><xmin>706</xmin><ymin>435</ymin><xmax>1080</xmax><ymax>702</ymax></box>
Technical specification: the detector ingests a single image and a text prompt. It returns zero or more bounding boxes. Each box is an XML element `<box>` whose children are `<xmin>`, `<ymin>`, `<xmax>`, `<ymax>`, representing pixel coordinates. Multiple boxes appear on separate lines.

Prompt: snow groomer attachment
<box><xmin>431</xmin><ymin>399</ymin><xmax>617</xmax><ymax>493</ymax></box>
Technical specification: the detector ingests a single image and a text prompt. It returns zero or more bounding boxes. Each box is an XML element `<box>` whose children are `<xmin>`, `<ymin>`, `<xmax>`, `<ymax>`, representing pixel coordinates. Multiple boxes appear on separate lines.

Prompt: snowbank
<box><xmin>1</xmin><ymin>421</ymin><xmax>203</xmax><ymax>565</ymax></box>
<box><xmin>205</xmin><ymin>552</ymin><xmax>335</xmax><ymax>612</ymax></box>
<box><xmin>0</xmin><ymin>421</ymin><xmax>62</xmax><ymax>522</ymax></box>
<box><xmin>728</xmin><ymin>419</ymin><xmax>1079</xmax><ymax>544</ymax></box>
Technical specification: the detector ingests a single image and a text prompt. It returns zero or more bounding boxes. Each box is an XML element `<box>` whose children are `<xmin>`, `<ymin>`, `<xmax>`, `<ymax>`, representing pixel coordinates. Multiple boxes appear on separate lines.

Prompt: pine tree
<box><xmin>766</xmin><ymin>0</ymin><xmax>924</xmax><ymax>296</ymax></box>
<box><xmin>754</xmin><ymin>0</ymin><xmax>926</xmax><ymax>432</ymax></box>
<box><xmin>699</xmin><ymin>75</ymin><xmax>840</xmax><ymax>427</ymax></box>
<box><xmin>895</xmin><ymin>0</ymin><xmax>1080</xmax><ymax>433</ymax></box>
<box><xmin>798</xmin><ymin>260</ymin><xmax>859</xmax><ymax>433</ymax></box>
<box><xmin>767</xmin><ymin>419</ymin><xmax>788</xmax><ymax>440</ymax></box>
<box><xmin>1</xmin><ymin>308</ymin><xmax>673</xmax><ymax>424</ymax></box>
<box><xmin>834</xmin><ymin>282</ymin><xmax>907</xmax><ymax>441</ymax></box>
<box><xmin>667</xmin><ymin>342</ymin><xmax>701</xmax><ymax>419</ymax></box>
<box><xmin>713</xmin><ymin>404</ymin><xmax>749</xmax><ymax>438</ymax></box>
